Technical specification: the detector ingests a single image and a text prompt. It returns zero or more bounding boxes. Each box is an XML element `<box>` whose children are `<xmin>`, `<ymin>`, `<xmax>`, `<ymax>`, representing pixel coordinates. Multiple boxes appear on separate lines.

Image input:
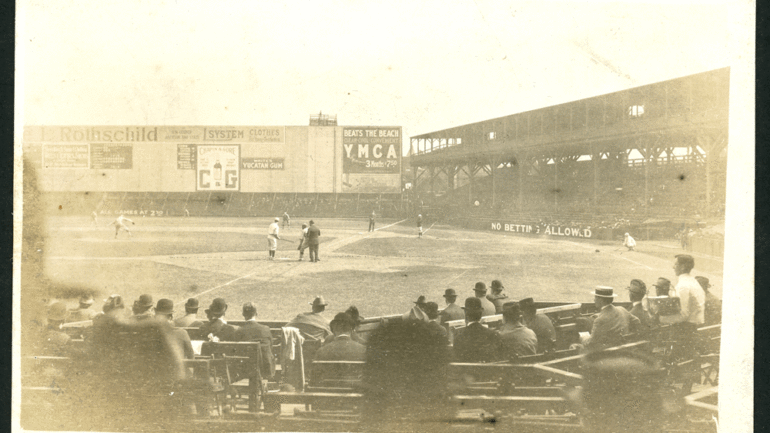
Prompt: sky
<box><xmin>18</xmin><ymin>1</ymin><xmax>737</xmax><ymax>155</ymax></box>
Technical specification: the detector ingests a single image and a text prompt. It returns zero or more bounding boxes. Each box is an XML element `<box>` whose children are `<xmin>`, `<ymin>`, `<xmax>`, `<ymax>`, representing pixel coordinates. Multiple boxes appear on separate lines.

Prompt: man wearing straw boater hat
<box><xmin>584</xmin><ymin>286</ymin><xmax>641</xmax><ymax>352</ymax></box>
<box><xmin>439</xmin><ymin>288</ymin><xmax>464</xmax><ymax>324</ymax></box>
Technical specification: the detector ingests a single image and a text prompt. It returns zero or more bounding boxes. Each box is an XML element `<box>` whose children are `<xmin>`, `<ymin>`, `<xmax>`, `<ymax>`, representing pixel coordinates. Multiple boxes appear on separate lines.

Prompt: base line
<box><xmin>422</xmin><ymin>221</ymin><xmax>438</xmax><ymax>235</ymax></box>
<box><xmin>176</xmin><ymin>269</ymin><xmax>262</xmax><ymax>306</ymax></box>
<box><xmin>616</xmin><ymin>254</ymin><xmax>654</xmax><ymax>270</ymax></box>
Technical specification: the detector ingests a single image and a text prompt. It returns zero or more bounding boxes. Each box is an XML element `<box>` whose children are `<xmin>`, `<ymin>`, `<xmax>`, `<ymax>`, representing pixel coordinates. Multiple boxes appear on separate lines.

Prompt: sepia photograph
<box><xmin>13</xmin><ymin>1</ymin><xmax>754</xmax><ymax>432</ymax></box>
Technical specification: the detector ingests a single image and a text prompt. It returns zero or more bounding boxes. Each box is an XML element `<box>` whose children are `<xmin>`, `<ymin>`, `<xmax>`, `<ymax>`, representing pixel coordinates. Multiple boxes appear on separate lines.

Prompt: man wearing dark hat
<box><xmin>423</xmin><ymin>302</ymin><xmax>448</xmax><ymax>339</ymax></box>
<box><xmin>286</xmin><ymin>296</ymin><xmax>332</xmax><ymax>341</ymax></box>
<box><xmin>315</xmin><ymin>313</ymin><xmax>366</xmax><ymax>362</ymax></box>
<box><xmin>439</xmin><ymin>289</ymin><xmax>464</xmax><ymax>324</ymax></box>
<box><xmin>235</xmin><ymin>302</ymin><xmax>276</xmax><ymax>377</ymax></box>
<box><xmin>306</xmin><ymin>220</ymin><xmax>321</xmax><ymax>262</ymax></box>
<box><xmin>68</xmin><ymin>294</ymin><xmax>98</xmax><ymax>323</ymax></box>
<box><xmin>486</xmin><ymin>280</ymin><xmax>509</xmax><ymax>314</ymax></box>
<box><xmin>472</xmin><ymin>282</ymin><xmax>497</xmax><ymax>317</ymax></box>
<box><xmin>696</xmin><ymin>276</ymin><xmax>722</xmax><ymax>325</ymax></box>
<box><xmin>498</xmin><ymin>302</ymin><xmax>537</xmax><ymax>358</ymax></box>
<box><xmin>403</xmin><ymin>295</ymin><xmax>429</xmax><ymax>321</ymax></box>
<box><xmin>39</xmin><ymin>302</ymin><xmax>71</xmax><ymax>355</ymax></box>
<box><xmin>130</xmin><ymin>294</ymin><xmax>155</xmax><ymax>321</ymax></box>
<box><xmin>452</xmin><ymin>297</ymin><xmax>503</xmax><ymax>363</ymax></box>
<box><xmin>653</xmin><ymin>277</ymin><xmax>675</xmax><ymax>297</ymax></box>
<box><xmin>174</xmin><ymin>298</ymin><xmax>204</xmax><ymax>328</ymax></box>
<box><xmin>199</xmin><ymin>298</ymin><xmax>238</xmax><ymax>341</ymax></box>
<box><xmin>584</xmin><ymin>287</ymin><xmax>641</xmax><ymax>352</ymax></box>
<box><xmin>519</xmin><ymin>297</ymin><xmax>557</xmax><ymax>353</ymax></box>
<box><xmin>154</xmin><ymin>299</ymin><xmax>195</xmax><ymax>359</ymax></box>
<box><xmin>626</xmin><ymin>279</ymin><xmax>654</xmax><ymax>330</ymax></box>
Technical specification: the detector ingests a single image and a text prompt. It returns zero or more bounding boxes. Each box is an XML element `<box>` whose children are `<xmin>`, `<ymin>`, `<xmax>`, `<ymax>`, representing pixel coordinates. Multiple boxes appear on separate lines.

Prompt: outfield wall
<box><xmin>23</xmin><ymin>125</ymin><xmax>402</xmax><ymax>194</ymax></box>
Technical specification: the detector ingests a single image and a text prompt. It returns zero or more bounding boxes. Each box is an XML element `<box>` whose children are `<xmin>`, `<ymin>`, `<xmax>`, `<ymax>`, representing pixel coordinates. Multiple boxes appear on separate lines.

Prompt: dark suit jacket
<box><xmin>315</xmin><ymin>335</ymin><xmax>366</xmax><ymax>361</ymax></box>
<box><xmin>704</xmin><ymin>292</ymin><xmax>722</xmax><ymax>325</ymax></box>
<box><xmin>453</xmin><ymin>322</ymin><xmax>503</xmax><ymax>363</ymax></box>
<box><xmin>306</xmin><ymin>225</ymin><xmax>321</xmax><ymax>245</ymax></box>
<box><xmin>439</xmin><ymin>303</ymin><xmax>465</xmax><ymax>324</ymax></box>
<box><xmin>174</xmin><ymin>314</ymin><xmax>204</xmax><ymax>328</ymax></box>
<box><xmin>527</xmin><ymin>314</ymin><xmax>556</xmax><ymax>353</ymax></box>
<box><xmin>587</xmin><ymin>304</ymin><xmax>641</xmax><ymax>351</ymax></box>
<box><xmin>199</xmin><ymin>319</ymin><xmax>238</xmax><ymax>341</ymax></box>
<box><xmin>235</xmin><ymin>320</ymin><xmax>276</xmax><ymax>377</ymax></box>
<box><xmin>628</xmin><ymin>302</ymin><xmax>654</xmax><ymax>331</ymax></box>
<box><xmin>427</xmin><ymin>320</ymin><xmax>449</xmax><ymax>340</ymax></box>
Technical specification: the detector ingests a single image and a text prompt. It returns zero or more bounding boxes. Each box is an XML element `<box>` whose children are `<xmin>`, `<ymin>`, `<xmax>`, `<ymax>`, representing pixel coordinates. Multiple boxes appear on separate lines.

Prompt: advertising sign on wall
<box><xmin>196</xmin><ymin>145</ymin><xmax>240</xmax><ymax>191</ymax></box>
<box><xmin>342</xmin><ymin>127</ymin><xmax>401</xmax><ymax>174</ymax></box>
<box><xmin>202</xmin><ymin>126</ymin><xmax>285</xmax><ymax>143</ymax></box>
<box><xmin>90</xmin><ymin>143</ymin><xmax>133</xmax><ymax>169</ymax></box>
<box><xmin>177</xmin><ymin>144</ymin><xmax>197</xmax><ymax>170</ymax></box>
<box><xmin>241</xmin><ymin>158</ymin><xmax>284</xmax><ymax>170</ymax></box>
<box><xmin>42</xmin><ymin>144</ymin><xmax>89</xmax><ymax>168</ymax></box>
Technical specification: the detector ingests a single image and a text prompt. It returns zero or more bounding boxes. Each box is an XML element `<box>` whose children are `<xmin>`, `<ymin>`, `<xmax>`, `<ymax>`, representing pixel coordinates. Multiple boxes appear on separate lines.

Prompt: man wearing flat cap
<box><xmin>286</xmin><ymin>296</ymin><xmax>333</xmax><ymax>341</ymax></box>
<box><xmin>584</xmin><ymin>287</ymin><xmax>641</xmax><ymax>352</ymax></box>
<box><xmin>174</xmin><ymin>298</ymin><xmax>204</xmax><ymax>328</ymax></box>
<box><xmin>130</xmin><ymin>294</ymin><xmax>155</xmax><ymax>321</ymax></box>
<box><xmin>696</xmin><ymin>276</ymin><xmax>722</xmax><ymax>325</ymax></box>
<box><xmin>439</xmin><ymin>288</ymin><xmax>464</xmax><ymax>324</ymax></box>
<box><xmin>267</xmin><ymin>217</ymin><xmax>281</xmax><ymax>260</ymax></box>
<box><xmin>199</xmin><ymin>298</ymin><xmax>238</xmax><ymax>341</ymax></box>
<box><xmin>498</xmin><ymin>302</ymin><xmax>537</xmax><ymax>358</ymax></box>
<box><xmin>487</xmin><ymin>280</ymin><xmax>509</xmax><ymax>314</ymax></box>
<box><xmin>519</xmin><ymin>297</ymin><xmax>557</xmax><ymax>353</ymax></box>
<box><xmin>452</xmin><ymin>297</ymin><xmax>503</xmax><ymax>363</ymax></box>
<box><xmin>154</xmin><ymin>298</ymin><xmax>195</xmax><ymax>359</ymax></box>
<box><xmin>235</xmin><ymin>302</ymin><xmax>276</xmax><ymax>377</ymax></box>
<box><xmin>472</xmin><ymin>282</ymin><xmax>497</xmax><ymax>317</ymax></box>
<box><xmin>626</xmin><ymin>279</ymin><xmax>654</xmax><ymax>330</ymax></box>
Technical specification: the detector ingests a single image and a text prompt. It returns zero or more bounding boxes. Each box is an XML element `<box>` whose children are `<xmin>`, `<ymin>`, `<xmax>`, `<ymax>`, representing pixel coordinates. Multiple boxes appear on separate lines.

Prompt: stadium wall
<box><xmin>23</xmin><ymin>125</ymin><xmax>402</xmax><ymax>194</ymax></box>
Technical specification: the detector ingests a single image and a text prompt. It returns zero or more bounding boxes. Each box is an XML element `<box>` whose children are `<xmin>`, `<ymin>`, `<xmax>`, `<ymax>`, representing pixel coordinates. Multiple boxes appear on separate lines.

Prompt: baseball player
<box><xmin>108</xmin><ymin>214</ymin><xmax>134</xmax><ymax>239</ymax></box>
<box><xmin>623</xmin><ymin>232</ymin><xmax>636</xmax><ymax>251</ymax></box>
<box><xmin>282</xmin><ymin>211</ymin><xmax>291</xmax><ymax>229</ymax></box>
<box><xmin>267</xmin><ymin>217</ymin><xmax>281</xmax><ymax>260</ymax></box>
<box><xmin>298</xmin><ymin>223</ymin><xmax>309</xmax><ymax>261</ymax></box>
<box><xmin>368</xmin><ymin>211</ymin><xmax>376</xmax><ymax>232</ymax></box>
<box><xmin>417</xmin><ymin>214</ymin><xmax>423</xmax><ymax>238</ymax></box>
<box><xmin>90</xmin><ymin>210</ymin><xmax>98</xmax><ymax>227</ymax></box>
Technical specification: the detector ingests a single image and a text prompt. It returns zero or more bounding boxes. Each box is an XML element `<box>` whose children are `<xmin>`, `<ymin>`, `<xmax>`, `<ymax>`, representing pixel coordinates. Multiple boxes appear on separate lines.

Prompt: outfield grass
<box><xmin>39</xmin><ymin>216</ymin><xmax>723</xmax><ymax>321</ymax></box>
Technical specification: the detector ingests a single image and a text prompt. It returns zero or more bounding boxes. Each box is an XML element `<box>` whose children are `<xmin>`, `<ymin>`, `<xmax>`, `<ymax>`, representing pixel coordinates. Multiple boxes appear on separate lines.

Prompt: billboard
<box><xmin>196</xmin><ymin>145</ymin><xmax>240</xmax><ymax>191</ymax></box>
<box><xmin>342</xmin><ymin>127</ymin><xmax>401</xmax><ymax>193</ymax></box>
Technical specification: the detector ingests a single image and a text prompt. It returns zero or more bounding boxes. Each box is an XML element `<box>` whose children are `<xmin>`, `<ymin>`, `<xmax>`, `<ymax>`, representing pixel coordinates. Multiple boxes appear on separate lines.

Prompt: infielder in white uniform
<box><xmin>267</xmin><ymin>217</ymin><xmax>281</xmax><ymax>260</ymax></box>
<box><xmin>109</xmin><ymin>214</ymin><xmax>134</xmax><ymax>238</ymax></box>
<box><xmin>623</xmin><ymin>232</ymin><xmax>636</xmax><ymax>251</ymax></box>
<box><xmin>91</xmin><ymin>211</ymin><xmax>98</xmax><ymax>227</ymax></box>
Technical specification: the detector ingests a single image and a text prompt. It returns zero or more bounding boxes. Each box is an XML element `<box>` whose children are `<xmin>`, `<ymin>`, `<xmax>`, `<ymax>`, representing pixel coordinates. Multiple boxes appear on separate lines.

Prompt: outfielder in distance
<box><xmin>108</xmin><ymin>214</ymin><xmax>134</xmax><ymax>239</ymax></box>
<box><xmin>267</xmin><ymin>217</ymin><xmax>281</xmax><ymax>260</ymax></box>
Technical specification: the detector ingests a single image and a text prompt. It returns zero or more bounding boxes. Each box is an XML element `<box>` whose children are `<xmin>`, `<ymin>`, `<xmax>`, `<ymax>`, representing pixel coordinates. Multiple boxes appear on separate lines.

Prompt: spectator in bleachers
<box><xmin>486</xmin><ymin>280</ymin><xmax>509</xmax><ymax>314</ymax></box>
<box><xmin>199</xmin><ymin>298</ymin><xmax>238</xmax><ymax>341</ymax></box>
<box><xmin>672</xmin><ymin>255</ymin><xmax>705</xmax><ymax>327</ymax></box>
<box><xmin>130</xmin><ymin>294</ymin><xmax>155</xmax><ymax>321</ymax></box>
<box><xmin>696</xmin><ymin>276</ymin><xmax>722</xmax><ymax>325</ymax></box>
<box><xmin>583</xmin><ymin>287</ymin><xmax>641</xmax><ymax>352</ymax></box>
<box><xmin>154</xmin><ymin>298</ymin><xmax>194</xmax><ymax>359</ymax></box>
<box><xmin>498</xmin><ymin>301</ymin><xmax>537</xmax><ymax>358</ymax></box>
<box><xmin>174</xmin><ymin>298</ymin><xmax>203</xmax><ymax>328</ymax></box>
<box><xmin>40</xmin><ymin>302</ymin><xmax>71</xmax><ymax>355</ymax></box>
<box><xmin>439</xmin><ymin>288</ymin><xmax>464</xmax><ymax>324</ymax></box>
<box><xmin>519</xmin><ymin>297</ymin><xmax>556</xmax><ymax>353</ymax></box>
<box><xmin>453</xmin><ymin>297</ymin><xmax>503</xmax><ymax>363</ymax></box>
<box><xmin>402</xmin><ymin>295</ymin><xmax>429</xmax><ymax>321</ymax></box>
<box><xmin>235</xmin><ymin>302</ymin><xmax>276</xmax><ymax>378</ymax></box>
<box><xmin>472</xmin><ymin>282</ymin><xmax>497</xmax><ymax>317</ymax></box>
<box><xmin>651</xmin><ymin>277</ymin><xmax>681</xmax><ymax>326</ymax></box>
<box><xmin>362</xmin><ymin>320</ymin><xmax>452</xmax><ymax>430</ymax></box>
<box><xmin>626</xmin><ymin>279</ymin><xmax>654</xmax><ymax>330</ymax></box>
<box><xmin>315</xmin><ymin>313</ymin><xmax>366</xmax><ymax>362</ymax></box>
<box><xmin>422</xmin><ymin>302</ymin><xmax>448</xmax><ymax>339</ymax></box>
<box><xmin>653</xmin><ymin>277</ymin><xmax>675</xmax><ymax>297</ymax></box>
<box><xmin>286</xmin><ymin>296</ymin><xmax>332</xmax><ymax>342</ymax></box>
<box><xmin>68</xmin><ymin>294</ymin><xmax>98</xmax><ymax>322</ymax></box>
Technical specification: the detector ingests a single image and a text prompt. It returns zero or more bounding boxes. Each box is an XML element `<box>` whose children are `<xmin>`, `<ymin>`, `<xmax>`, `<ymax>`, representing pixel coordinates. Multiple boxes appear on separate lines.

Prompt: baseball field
<box><xmin>42</xmin><ymin>216</ymin><xmax>724</xmax><ymax>320</ymax></box>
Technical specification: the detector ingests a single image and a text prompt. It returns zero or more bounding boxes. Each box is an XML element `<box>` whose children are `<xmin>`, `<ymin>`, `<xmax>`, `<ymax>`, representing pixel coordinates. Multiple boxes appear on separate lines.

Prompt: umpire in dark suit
<box><xmin>307</xmin><ymin>220</ymin><xmax>321</xmax><ymax>262</ymax></box>
<box><xmin>235</xmin><ymin>302</ymin><xmax>276</xmax><ymax>377</ymax></box>
<box><xmin>452</xmin><ymin>297</ymin><xmax>503</xmax><ymax>363</ymax></box>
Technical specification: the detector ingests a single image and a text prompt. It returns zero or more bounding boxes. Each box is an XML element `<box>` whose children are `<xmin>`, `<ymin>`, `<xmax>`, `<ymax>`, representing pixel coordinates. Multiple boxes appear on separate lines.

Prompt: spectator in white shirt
<box><xmin>672</xmin><ymin>254</ymin><xmax>705</xmax><ymax>326</ymax></box>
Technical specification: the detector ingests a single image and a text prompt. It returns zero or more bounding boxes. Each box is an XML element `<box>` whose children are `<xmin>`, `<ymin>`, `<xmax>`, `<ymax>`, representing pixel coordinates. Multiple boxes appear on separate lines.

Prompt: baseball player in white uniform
<box><xmin>623</xmin><ymin>232</ymin><xmax>636</xmax><ymax>251</ymax></box>
<box><xmin>108</xmin><ymin>214</ymin><xmax>134</xmax><ymax>238</ymax></box>
<box><xmin>267</xmin><ymin>217</ymin><xmax>281</xmax><ymax>260</ymax></box>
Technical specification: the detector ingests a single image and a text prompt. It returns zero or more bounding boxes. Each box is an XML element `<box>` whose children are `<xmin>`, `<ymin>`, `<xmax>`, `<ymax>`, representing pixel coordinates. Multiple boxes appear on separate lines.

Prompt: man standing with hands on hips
<box><xmin>267</xmin><ymin>217</ymin><xmax>281</xmax><ymax>260</ymax></box>
<box><xmin>307</xmin><ymin>220</ymin><xmax>321</xmax><ymax>262</ymax></box>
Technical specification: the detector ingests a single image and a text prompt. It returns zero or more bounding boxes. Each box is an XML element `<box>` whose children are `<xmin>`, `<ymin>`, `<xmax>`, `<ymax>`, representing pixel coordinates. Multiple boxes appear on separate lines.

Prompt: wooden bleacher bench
<box><xmin>200</xmin><ymin>341</ymin><xmax>267</xmax><ymax>412</ymax></box>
